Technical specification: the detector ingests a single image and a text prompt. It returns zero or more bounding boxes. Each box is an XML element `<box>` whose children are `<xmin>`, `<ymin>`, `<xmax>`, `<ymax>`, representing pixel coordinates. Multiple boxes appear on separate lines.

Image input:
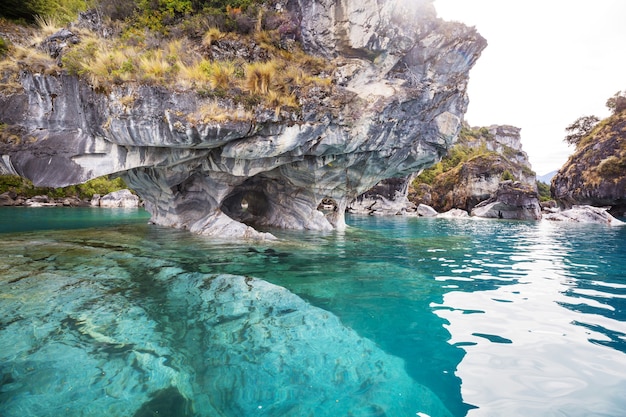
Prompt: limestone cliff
<box><xmin>410</xmin><ymin>124</ymin><xmax>537</xmax><ymax>213</ymax></box>
<box><xmin>0</xmin><ymin>0</ymin><xmax>485</xmax><ymax>238</ymax></box>
<box><xmin>552</xmin><ymin>110</ymin><xmax>626</xmax><ymax>216</ymax></box>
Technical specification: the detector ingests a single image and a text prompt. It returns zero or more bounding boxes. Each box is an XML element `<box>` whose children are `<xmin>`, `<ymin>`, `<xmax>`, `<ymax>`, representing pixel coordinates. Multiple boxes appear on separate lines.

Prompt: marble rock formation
<box><xmin>0</xmin><ymin>0</ymin><xmax>485</xmax><ymax>238</ymax></box>
<box><xmin>471</xmin><ymin>180</ymin><xmax>542</xmax><ymax>220</ymax></box>
<box><xmin>437</xmin><ymin>208</ymin><xmax>469</xmax><ymax>218</ymax></box>
<box><xmin>347</xmin><ymin>176</ymin><xmax>417</xmax><ymax>216</ymax></box>
<box><xmin>92</xmin><ymin>189</ymin><xmax>141</xmax><ymax>208</ymax></box>
<box><xmin>543</xmin><ymin>205</ymin><xmax>624</xmax><ymax>226</ymax></box>
<box><xmin>417</xmin><ymin>203</ymin><xmax>438</xmax><ymax>217</ymax></box>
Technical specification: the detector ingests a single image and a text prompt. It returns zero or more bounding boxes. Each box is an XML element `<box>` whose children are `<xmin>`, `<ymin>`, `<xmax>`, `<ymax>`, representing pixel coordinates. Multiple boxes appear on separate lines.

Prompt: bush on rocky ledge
<box><xmin>0</xmin><ymin>174</ymin><xmax>129</xmax><ymax>200</ymax></box>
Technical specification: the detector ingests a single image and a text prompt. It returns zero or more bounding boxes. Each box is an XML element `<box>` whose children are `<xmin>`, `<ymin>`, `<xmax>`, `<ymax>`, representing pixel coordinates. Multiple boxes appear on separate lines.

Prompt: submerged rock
<box><xmin>0</xmin><ymin>237</ymin><xmax>454</xmax><ymax>417</ymax></box>
<box><xmin>543</xmin><ymin>205</ymin><xmax>625</xmax><ymax>226</ymax></box>
<box><xmin>179</xmin><ymin>274</ymin><xmax>454</xmax><ymax>417</ymax></box>
<box><xmin>0</xmin><ymin>0</ymin><xmax>485</xmax><ymax>238</ymax></box>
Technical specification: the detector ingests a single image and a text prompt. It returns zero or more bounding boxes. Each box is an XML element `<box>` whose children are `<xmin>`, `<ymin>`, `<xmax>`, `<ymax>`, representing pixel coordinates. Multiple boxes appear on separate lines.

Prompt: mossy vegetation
<box><xmin>409</xmin><ymin>124</ymin><xmax>538</xmax><ymax>210</ymax></box>
<box><xmin>0</xmin><ymin>174</ymin><xmax>128</xmax><ymax>199</ymax></box>
<box><xmin>500</xmin><ymin>169</ymin><xmax>515</xmax><ymax>181</ymax></box>
<box><xmin>536</xmin><ymin>181</ymin><xmax>551</xmax><ymax>202</ymax></box>
<box><xmin>412</xmin><ymin>126</ymin><xmax>492</xmax><ymax>186</ymax></box>
<box><xmin>0</xmin><ymin>37</ymin><xmax>9</xmax><ymax>57</ymax></box>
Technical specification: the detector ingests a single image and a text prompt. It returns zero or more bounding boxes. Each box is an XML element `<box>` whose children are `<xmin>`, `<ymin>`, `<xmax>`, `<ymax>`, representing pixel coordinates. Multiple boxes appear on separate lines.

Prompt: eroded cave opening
<box><xmin>317</xmin><ymin>197</ymin><xmax>339</xmax><ymax>212</ymax></box>
<box><xmin>221</xmin><ymin>187</ymin><xmax>270</xmax><ymax>229</ymax></box>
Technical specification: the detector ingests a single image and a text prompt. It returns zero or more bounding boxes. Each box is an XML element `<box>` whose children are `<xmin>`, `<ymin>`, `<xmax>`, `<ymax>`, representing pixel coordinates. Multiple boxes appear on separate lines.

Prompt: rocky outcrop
<box><xmin>438</xmin><ymin>208</ymin><xmax>469</xmax><ymax>218</ymax></box>
<box><xmin>552</xmin><ymin>110</ymin><xmax>626</xmax><ymax>216</ymax></box>
<box><xmin>544</xmin><ymin>205</ymin><xmax>624</xmax><ymax>226</ymax></box>
<box><xmin>91</xmin><ymin>189</ymin><xmax>140</xmax><ymax>208</ymax></box>
<box><xmin>417</xmin><ymin>203</ymin><xmax>438</xmax><ymax>217</ymax></box>
<box><xmin>470</xmin><ymin>181</ymin><xmax>541</xmax><ymax>220</ymax></box>
<box><xmin>0</xmin><ymin>191</ymin><xmax>88</xmax><ymax>207</ymax></box>
<box><xmin>347</xmin><ymin>176</ymin><xmax>417</xmax><ymax>216</ymax></box>
<box><xmin>0</xmin><ymin>0</ymin><xmax>485</xmax><ymax>238</ymax></box>
<box><xmin>411</xmin><ymin>124</ymin><xmax>537</xmax><ymax>214</ymax></box>
<box><xmin>0</xmin><ymin>191</ymin><xmax>18</xmax><ymax>206</ymax></box>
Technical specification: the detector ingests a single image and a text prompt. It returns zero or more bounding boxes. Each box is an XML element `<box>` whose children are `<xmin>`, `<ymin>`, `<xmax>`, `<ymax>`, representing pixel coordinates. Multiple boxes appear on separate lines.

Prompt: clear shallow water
<box><xmin>0</xmin><ymin>208</ymin><xmax>625</xmax><ymax>416</ymax></box>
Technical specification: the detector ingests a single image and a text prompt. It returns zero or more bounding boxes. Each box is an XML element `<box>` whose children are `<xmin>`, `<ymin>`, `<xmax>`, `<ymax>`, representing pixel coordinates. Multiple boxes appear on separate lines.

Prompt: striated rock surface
<box><xmin>471</xmin><ymin>180</ymin><xmax>541</xmax><ymax>220</ymax></box>
<box><xmin>0</xmin><ymin>191</ymin><xmax>17</xmax><ymax>206</ymax></box>
<box><xmin>552</xmin><ymin>110</ymin><xmax>626</xmax><ymax>216</ymax></box>
<box><xmin>0</xmin><ymin>0</ymin><xmax>485</xmax><ymax>238</ymax></box>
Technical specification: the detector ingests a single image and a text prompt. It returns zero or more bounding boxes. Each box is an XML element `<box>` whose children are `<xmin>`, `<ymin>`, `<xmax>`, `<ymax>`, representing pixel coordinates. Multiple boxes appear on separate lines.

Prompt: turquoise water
<box><xmin>1</xmin><ymin>208</ymin><xmax>625</xmax><ymax>416</ymax></box>
<box><xmin>0</xmin><ymin>206</ymin><xmax>151</xmax><ymax>233</ymax></box>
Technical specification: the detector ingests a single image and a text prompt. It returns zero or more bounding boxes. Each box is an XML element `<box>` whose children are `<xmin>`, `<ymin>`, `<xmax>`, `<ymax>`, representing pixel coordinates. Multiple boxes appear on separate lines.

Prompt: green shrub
<box><xmin>76</xmin><ymin>176</ymin><xmax>128</xmax><ymax>198</ymax></box>
<box><xmin>0</xmin><ymin>174</ymin><xmax>129</xmax><ymax>199</ymax></box>
<box><xmin>0</xmin><ymin>37</ymin><xmax>9</xmax><ymax>58</ymax></box>
<box><xmin>500</xmin><ymin>170</ymin><xmax>515</xmax><ymax>181</ymax></box>
<box><xmin>536</xmin><ymin>181</ymin><xmax>551</xmax><ymax>202</ymax></box>
<box><xmin>597</xmin><ymin>155</ymin><xmax>626</xmax><ymax>178</ymax></box>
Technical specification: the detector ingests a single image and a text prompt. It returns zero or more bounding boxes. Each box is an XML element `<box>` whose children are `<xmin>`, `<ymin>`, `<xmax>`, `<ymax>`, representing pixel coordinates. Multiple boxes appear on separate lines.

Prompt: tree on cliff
<box><xmin>606</xmin><ymin>90</ymin><xmax>626</xmax><ymax>115</ymax></box>
<box><xmin>564</xmin><ymin>115</ymin><xmax>600</xmax><ymax>147</ymax></box>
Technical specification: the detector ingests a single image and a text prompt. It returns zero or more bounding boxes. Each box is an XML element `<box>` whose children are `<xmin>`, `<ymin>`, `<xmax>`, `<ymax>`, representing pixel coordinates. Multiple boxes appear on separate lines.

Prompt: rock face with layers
<box><xmin>551</xmin><ymin>110</ymin><xmax>626</xmax><ymax>217</ymax></box>
<box><xmin>0</xmin><ymin>0</ymin><xmax>485</xmax><ymax>238</ymax></box>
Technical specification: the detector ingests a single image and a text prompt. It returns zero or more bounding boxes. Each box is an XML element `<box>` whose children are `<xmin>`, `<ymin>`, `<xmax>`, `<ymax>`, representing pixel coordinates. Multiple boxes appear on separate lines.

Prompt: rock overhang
<box><xmin>0</xmin><ymin>0</ymin><xmax>486</xmax><ymax>239</ymax></box>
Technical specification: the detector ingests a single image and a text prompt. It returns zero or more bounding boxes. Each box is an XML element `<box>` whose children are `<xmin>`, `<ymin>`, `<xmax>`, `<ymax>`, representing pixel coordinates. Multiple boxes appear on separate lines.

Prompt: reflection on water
<box><xmin>1</xmin><ymin>209</ymin><xmax>625</xmax><ymax>416</ymax></box>
<box><xmin>433</xmin><ymin>220</ymin><xmax>626</xmax><ymax>416</ymax></box>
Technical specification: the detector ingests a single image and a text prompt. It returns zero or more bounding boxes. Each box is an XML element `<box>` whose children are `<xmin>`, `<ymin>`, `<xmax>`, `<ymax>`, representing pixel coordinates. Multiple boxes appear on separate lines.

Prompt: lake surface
<box><xmin>1</xmin><ymin>207</ymin><xmax>625</xmax><ymax>416</ymax></box>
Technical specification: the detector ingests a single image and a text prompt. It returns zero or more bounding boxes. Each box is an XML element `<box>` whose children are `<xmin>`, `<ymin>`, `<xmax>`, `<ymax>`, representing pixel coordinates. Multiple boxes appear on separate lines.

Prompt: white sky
<box><xmin>434</xmin><ymin>0</ymin><xmax>626</xmax><ymax>175</ymax></box>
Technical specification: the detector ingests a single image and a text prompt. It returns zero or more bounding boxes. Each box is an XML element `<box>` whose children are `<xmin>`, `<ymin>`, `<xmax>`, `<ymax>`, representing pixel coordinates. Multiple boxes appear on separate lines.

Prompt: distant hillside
<box><xmin>552</xmin><ymin>109</ymin><xmax>626</xmax><ymax>216</ymax></box>
<box><xmin>409</xmin><ymin>124</ymin><xmax>537</xmax><ymax>212</ymax></box>
<box><xmin>537</xmin><ymin>170</ymin><xmax>557</xmax><ymax>184</ymax></box>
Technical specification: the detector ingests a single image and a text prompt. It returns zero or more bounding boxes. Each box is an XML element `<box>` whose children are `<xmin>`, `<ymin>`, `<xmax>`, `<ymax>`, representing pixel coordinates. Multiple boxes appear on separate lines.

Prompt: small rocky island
<box><xmin>0</xmin><ymin>0</ymin><xmax>486</xmax><ymax>238</ymax></box>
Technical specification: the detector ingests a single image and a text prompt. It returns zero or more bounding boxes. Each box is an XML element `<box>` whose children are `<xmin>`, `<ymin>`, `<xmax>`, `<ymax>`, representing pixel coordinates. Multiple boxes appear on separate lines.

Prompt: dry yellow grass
<box><xmin>3</xmin><ymin>18</ymin><xmax>334</xmax><ymax>117</ymax></box>
<box><xmin>13</xmin><ymin>45</ymin><xmax>58</xmax><ymax>73</ymax></box>
<box><xmin>34</xmin><ymin>15</ymin><xmax>62</xmax><ymax>37</ymax></box>
<box><xmin>245</xmin><ymin>61</ymin><xmax>275</xmax><ymax>95</ymax></box>
<box><xmin>188</xmin><ymin>100</ymin><xmax>253</xmax><ymax>124</ymax></box>
<box><xmin>202</xmin><ymin>27</ymin><xmax>224</xmax><ymax>48</ymax></box>
<box><xmin>175</xmin><ymin>60</ymin><xmax>209</xmax><ymax>89</ymax></box>
<box><xmin>138</xmin><ymin>50</ymin><xmax>173</xmax><ymax>82</ymax></box>
<box><xmin>209</xmin><ymin>61</ymin><xmax>235</xmax><ymax>90</ymax></box>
